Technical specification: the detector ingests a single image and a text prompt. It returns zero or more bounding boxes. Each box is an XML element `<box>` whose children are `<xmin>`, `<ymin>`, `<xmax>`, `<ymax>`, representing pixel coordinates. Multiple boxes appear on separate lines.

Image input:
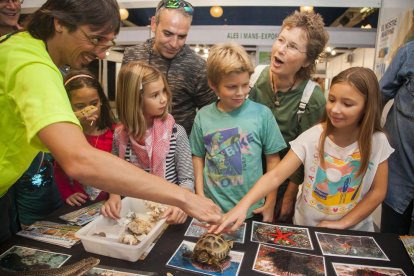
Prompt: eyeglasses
<box><xmin>79</xmin><ymin>27</ymin><xmax>116</xmax><ymax>53</ymax></box>
<box><xmin>274</xmin><ymin>36</ymin><xmax>307</xmax><ymax>55</ymax></box>
<box><xmin>0</xmin><ymin>0</ymin><xmax>24</xmax><ymax>4</ymax></box>
<box><xmin>156</xmin><ymin>0</ymin><xmax>194</xmax><ymax>15</ymax></box>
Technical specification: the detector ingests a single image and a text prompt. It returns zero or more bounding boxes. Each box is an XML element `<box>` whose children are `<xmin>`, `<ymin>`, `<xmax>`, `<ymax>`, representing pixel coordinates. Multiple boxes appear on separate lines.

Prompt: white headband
<box><xmin>64</xmin><ymin>74</ymin><xmax>94</xmax><ymax>86</ymax></box>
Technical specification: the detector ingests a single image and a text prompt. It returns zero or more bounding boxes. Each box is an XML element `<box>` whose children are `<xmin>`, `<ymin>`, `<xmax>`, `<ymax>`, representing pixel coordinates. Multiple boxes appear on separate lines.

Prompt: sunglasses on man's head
<box><xmin>157</xmin><ymin>0</ymin><xmax>194</xmax><ymax>15</ymax></box>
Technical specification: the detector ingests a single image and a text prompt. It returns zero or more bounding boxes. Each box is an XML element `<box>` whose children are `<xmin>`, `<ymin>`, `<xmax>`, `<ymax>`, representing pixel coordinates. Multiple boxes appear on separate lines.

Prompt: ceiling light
<box><xmin>331</xmin><ymin>50</ymin><xmax>337</xmax><ymax>56</ymax></box>
<box><xmin>326</xmin><ymin>46</ymin><xmax>332</xmax><ymax>52</ymax></box>
<box><xmin>120</xmin><ymin>8</ymin><xmax>129</xmax><ymax>21</ymax></box>
<box><xmin>194</xmin><ymin>45</ymin><xmax>200</xmax><ymax>53</ymax></box>
<box><xmin>203</xmin><ymin>47</ymin><xmax>209</xmax><ymax>54</ymax></box>
<box><xmin>300</xmin><ymin>6</ymin><xmax>314</xmax><ymax>12</ymax></box>
<box><xmin>361</xmin><ymin>24</ymin><xmax>372</xmax><ymax>29</ymax></box>
<box><xmin>210</xmin><ymin>6</ymin><xmax>223</xmax><ymax>18</ymax></box>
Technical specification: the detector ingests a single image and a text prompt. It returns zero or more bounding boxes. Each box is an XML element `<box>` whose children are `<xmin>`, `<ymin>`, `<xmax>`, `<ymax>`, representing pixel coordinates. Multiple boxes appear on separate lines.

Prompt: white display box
<box><xmin>75</xmin><ymin>197</ymin><xmax>166</xmax><ymax>262</ymax></box>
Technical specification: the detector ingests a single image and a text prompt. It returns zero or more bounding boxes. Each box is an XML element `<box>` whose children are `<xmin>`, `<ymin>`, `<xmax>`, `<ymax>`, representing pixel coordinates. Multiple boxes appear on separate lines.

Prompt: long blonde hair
<box><xmin>319</xmin><ymin>67</ymin><xmax>383</xmax><ymax>178</ymax></box>
<box><xmin>116</xmin><ymin>61</ymin><xmax>172</xmax><ymax>140</ymax></box>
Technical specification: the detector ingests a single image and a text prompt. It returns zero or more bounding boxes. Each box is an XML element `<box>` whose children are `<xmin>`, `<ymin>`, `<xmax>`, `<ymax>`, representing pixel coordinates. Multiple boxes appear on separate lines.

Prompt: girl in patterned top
<box><xmin>213</xmin><ymin>67</ymin><xmax>394</xmax><ymax>233</ymax></box>
<box><xmin>54</xmin><ymin>70</ymin><xmax>116</xmax><ymax>206</ymax></box>
<box><xmin>101</xmin><ymin>61</ymin><xmax>194</xmax><ymax>224</ymax></box>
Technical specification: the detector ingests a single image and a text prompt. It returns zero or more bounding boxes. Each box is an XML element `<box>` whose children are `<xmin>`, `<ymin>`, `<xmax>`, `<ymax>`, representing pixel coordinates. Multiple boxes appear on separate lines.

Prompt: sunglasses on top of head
<box><xmin>156</xmin><ymin>0</ymin><xmax>194</xmax><ymax>15</ymax></box>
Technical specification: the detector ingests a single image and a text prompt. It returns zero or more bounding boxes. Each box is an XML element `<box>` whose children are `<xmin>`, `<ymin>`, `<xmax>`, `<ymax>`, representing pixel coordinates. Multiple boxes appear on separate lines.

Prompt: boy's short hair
<box><xmin>207</xmin><ymin>43</ymin><xmax>254</xmax><ymax>88</ymax></box>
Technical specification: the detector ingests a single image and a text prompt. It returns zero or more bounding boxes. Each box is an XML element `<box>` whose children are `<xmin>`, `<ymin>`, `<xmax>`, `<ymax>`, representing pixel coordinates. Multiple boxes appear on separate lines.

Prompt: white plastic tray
<box><xmin>75</xmin><ymin>197</ymin><xmax>166</xmax><ymax>261</ymax></box>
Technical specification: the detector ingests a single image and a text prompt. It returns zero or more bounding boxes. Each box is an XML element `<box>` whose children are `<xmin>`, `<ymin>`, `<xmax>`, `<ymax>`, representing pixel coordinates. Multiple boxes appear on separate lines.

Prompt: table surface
<box><xmin>1</xmin><ymin>203</ymin><xmax>413</xmax><ymax>276</ymax></box>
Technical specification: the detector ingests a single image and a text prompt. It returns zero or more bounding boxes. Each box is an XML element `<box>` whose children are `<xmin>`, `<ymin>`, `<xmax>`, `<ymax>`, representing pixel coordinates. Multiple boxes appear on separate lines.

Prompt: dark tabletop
<box><xmin>1</xmin><ymin>203</ymin><xmax>413</xmax><ymax>276</ymax></box>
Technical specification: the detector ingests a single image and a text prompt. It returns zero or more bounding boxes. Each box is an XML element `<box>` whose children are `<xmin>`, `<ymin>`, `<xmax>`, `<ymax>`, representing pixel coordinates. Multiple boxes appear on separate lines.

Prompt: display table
<box><xmin>1</xmin><ymin>203</ymin><xmax>413</xmax><ymax>275</ymax></box>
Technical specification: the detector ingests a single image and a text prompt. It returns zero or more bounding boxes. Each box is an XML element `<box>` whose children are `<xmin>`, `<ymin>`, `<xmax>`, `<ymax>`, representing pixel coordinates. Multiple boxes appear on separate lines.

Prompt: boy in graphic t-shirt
<box><xmin>190</xmin><ymin>43</ymin><xmax>286</xmax><ymax>222</ymax></box>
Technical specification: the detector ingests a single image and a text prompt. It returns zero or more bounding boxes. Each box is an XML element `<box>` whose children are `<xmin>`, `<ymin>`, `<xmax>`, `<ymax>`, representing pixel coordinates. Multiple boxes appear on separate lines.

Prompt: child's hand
<box><xmin>317</xmin><ymin>220</ymin><xmax>346</xmax><ymax>229</ymax></box>
<box><xmin>101</xmin><ymin>195</ymin><xmax>122</xmax><ymax>220</ymax></box>
<box><xmin>74</xmin><ymin>105</ymin><xmax>99</xmax><ymax>127</ymax></box>
<box><xmin>252</xmin><ymin>204</ymin><xmax>274</xmax><ymax>223</ymax></box>
<box><xmin>209</xmin><ymin>205</ymin><xmax>248</xmax><ymax>234</ymax></box>
<box><xmin>66</xmin><ymin>192</ymin><xmax>88</xmax><ymax>206</ymax></box>
<box><xmin>162</xmin><ymin>206</ymin><xmax>187</xmax><ymax>224</ymax></box>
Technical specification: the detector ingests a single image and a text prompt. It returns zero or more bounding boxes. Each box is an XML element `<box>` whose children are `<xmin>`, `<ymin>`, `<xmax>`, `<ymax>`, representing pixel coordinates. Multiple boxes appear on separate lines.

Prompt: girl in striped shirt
<box><xmin>101</xmin><ymin>61</ymin><xmax>194</xmax><ymax>224</ymax></box>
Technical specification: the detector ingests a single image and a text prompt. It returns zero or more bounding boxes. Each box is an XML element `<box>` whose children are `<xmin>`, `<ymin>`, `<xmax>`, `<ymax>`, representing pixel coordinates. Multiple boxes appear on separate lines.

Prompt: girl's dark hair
<box><xmin>27</xmin><ymin>0</ymin><xmax>120</xmax><ymax>41</ymax></box>
<box><xmin>64</xmin><ymin>69</ymin><xmax>116</xmax><ymax>131</ymax></box>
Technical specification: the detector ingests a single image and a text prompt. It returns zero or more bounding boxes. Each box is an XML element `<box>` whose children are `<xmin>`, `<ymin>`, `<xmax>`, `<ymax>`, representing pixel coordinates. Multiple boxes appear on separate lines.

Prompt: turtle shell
<box><xmin>193</xmin><ymin>233</ymin><xmax>233</xmax><ymax>263</ymax></box>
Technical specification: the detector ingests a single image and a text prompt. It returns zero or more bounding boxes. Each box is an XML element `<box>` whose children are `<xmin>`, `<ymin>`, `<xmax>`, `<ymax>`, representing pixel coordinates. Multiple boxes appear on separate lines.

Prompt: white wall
<box><xmin>325</xmin><ymin>48</ymin><xmax>376</xmax><ymax>84</ymax></box>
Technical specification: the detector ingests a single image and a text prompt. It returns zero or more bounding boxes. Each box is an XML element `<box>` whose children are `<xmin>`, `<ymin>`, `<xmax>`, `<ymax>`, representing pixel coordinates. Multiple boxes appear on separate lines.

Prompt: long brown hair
<box><xmin>116</xmin><ymin>61</ymin><xmax>172</xmax><ymax>140</ymax></box>
<box><xmin>319</xmin><ymin>67</ymin><xmax>383</xmax><ymax>178</ymax></box>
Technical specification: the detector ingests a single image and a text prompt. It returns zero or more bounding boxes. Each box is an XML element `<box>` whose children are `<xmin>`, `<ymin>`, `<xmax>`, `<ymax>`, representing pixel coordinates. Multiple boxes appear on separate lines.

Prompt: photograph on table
<box><xmin>84</xmin><ymin>265</ymin><xmax>157</xmax><ymax>276</ymax></box>
<box><xmin>16</xmin><ymin>221</ymin><xmax>81</xmax><ymax>248</ymax></box>
<box><xmin>315</xmin><ymin>232</ymin><xmax>388</xmax><ymax>260</ymax></box>
<box><xmin>253</xmin><ymin>243</ymin><xmax>326</xmax><ymax>276</ymax></box>
<box><xmin>332</xmin><ymin>263</ymin><xmax>407</xmax><ymax>276</ymax></box>
<box><xmin>400</xmin><ymin>236</ymin><xmax>414</xmax><ymax>266</ymax></box>
<box><xmin>166</xmin><ymin>240</ymin><xmax>244</xmax><ymax>276</ymax></box>
<box><xmin>185</xmin><ymin>218</ymin><xmax>246</xmax><ymax>244</ymax></box>
<box><xmin>0</xmin><ymin>245</ymin><xmax>70</xmax><ymax>272</ymax></box>
<box><xmin>251</xmin><ymin>221</ymin><xmax>313</xmax><ymax>250</ymax></box>
<box><xmin>59</xmin><ymin>201</ymin><xmax>104</xmax><ymax>226</ymax></box>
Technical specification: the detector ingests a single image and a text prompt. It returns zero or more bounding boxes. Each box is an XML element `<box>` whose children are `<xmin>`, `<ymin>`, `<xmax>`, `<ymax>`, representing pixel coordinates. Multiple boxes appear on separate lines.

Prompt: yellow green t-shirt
<box><xmin>0</xmin><ymin>31</ymin><xmax>80</xmax><ymax>196</ymax></box>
